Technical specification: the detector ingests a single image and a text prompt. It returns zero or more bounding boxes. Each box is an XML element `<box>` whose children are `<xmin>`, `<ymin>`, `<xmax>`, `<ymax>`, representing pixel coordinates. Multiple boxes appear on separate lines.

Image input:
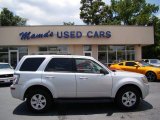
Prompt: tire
<box><xmin>26</xmin><ymin>89</ymin><xmax>52</xmax><ymax>112</ymax></box>
<box><xmin>146</xmin><ymin>71</ymin><xmax>157</xmax><ymax>82</ymax></box>
<box><xmin>115</xmin><ymin>87</ymin><xmax>140</xmax><ymax>110</ymax></box>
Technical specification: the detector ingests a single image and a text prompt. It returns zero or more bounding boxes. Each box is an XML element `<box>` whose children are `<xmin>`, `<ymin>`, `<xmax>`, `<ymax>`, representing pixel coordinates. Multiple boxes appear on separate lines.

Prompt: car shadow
<box><xmin>155</xmin><ymin>80</ymin><xmax>160</xmax><ymax>82</ymax></box>
<box><xmin>13</xmin><ymin>100</ymin><xmax>153</xmax><ymax>116</ymax></box>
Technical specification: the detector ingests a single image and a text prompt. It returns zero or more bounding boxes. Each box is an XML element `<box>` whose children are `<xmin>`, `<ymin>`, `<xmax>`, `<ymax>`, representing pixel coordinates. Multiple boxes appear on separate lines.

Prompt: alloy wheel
<box><xmin>30</xmin><ymin>94</ymin><xmax>47</xmax><ymax>110</ymax></box>
<box><xmin>146</xmin><ymin>72</ymin><xmax>156</xmax><ymax>82</ymax></box>
<box><xmin>122</xmin><ymin>91</ymin><xmax>136</xmax><ymax>107</ymax></box>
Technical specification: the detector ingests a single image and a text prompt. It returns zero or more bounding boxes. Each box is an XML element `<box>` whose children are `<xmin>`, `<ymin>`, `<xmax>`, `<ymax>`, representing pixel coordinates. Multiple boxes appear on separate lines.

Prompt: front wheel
<box><xmin>26</xmin><ymin>90</ymin><xmax>52</xmax><ymax>112</ymax></box>
<box><xmin>115</xmin><ymin>87</ymin><xmax>140</xmax><ymax>110</ymax></box>
<box><xmin>146</xmin><ymin>71</ymin><xmax>157</xmax><ymax>82</ymax></box>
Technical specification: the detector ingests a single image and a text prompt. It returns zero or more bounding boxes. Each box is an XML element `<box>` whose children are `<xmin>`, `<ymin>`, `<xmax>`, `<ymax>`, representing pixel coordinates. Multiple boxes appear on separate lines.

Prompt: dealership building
<box><xmin>0</xmin><ymin>25</ymin><xmax>154</xmax><ymax>67</ymax></box>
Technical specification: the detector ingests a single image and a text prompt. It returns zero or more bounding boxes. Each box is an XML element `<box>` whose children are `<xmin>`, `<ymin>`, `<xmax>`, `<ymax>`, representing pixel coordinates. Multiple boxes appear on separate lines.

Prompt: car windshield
<box><xmin>150</xmin><ymin>59</ymin><xmax>160</xmax><ymax>64</ymax></box>
<box><xmin>138</xmin><ymin>61</ymin><xmax>151</xmax><ymax>67</ymax></box>
<box><xmin>0</xmin><ymin>63</ymin><xmax>12</xmax><ymax>69</ymax></box>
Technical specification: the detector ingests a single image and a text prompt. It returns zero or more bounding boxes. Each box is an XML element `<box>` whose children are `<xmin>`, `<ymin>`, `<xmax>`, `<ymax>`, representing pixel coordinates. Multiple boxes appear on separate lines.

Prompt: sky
<box><xmin>0</xmin><ymin>0</ymin><xmax>159</xmax><ymax>25</ymax></box>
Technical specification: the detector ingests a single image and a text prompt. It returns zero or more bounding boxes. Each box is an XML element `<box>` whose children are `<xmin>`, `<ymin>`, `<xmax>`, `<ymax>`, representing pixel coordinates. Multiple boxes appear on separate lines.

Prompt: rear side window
<box><xmin>20</xmin><ymin>58</ymin><xmax>45</xmax><ymax>71</ymax></box>
<box><xmin>45</xmin><ymin>58</ymin><xmax>74</xmax><ymax>72</ymax></box>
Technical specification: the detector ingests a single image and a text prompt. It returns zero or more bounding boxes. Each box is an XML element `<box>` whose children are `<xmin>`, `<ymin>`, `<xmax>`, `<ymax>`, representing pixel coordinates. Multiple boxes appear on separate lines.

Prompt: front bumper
<box><xmin>142</xmin><ymin>83</ymin><xmax>149</xmax><ymax>99</ymax></box>
<box><xmin>156</xmin><ymin>74</ymin><xmax>160</xmax><ymax>80</ymax></box>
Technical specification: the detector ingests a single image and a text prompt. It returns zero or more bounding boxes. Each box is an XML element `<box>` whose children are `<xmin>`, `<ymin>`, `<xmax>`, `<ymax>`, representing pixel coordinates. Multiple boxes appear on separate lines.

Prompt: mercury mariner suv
<box><xmin>10</xmin><ymin>55</ymin><xmax>149</xmax><ymax>112</ymax></box>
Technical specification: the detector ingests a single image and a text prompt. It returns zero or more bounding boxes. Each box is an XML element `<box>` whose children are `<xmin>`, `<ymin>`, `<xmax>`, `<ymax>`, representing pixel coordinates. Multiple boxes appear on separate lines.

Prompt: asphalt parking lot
<box><xmin>0</xmin><ymin>82</ymin><xmax>160</xmax><ymax>120</ymax></box>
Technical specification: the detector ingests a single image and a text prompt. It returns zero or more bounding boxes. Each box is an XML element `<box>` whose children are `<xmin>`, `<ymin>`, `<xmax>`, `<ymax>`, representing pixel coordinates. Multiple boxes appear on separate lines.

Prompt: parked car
<box><xmin>110</xmin><ymin>61</ymin><xmax>160</xmax><ymax>82</ymax></box>
<box><xmin>0</xmin><ymin>63</ymin><xmax>14</xmax><ymax>84</ymax></box>
<box><xmin>143</xmin><ymin>59</ymin><xmax>160</xmax><ymax>67</ymax></box>
<box><xmin>11</xmin><ymin>55</ymin><xmax>149</xmax><ymax>112</ymax></box>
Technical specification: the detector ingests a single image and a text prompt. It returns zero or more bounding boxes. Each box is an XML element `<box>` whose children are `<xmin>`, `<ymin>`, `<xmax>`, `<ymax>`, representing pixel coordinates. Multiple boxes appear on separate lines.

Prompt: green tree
<box><xmin>80</xmin><ymin>0</ymin><xmax>159</xmax><ymax>25</ymax></box>
<box><xmin>80</xmin><ymin>0</ymin><xmax>107</xmax><ymax>25</ymax></box>
<box><xmin>142</xmin><ymin>16</ymin><xmax>160</xmax><ymax>59</ymax></box>
<box><xmin>0</xmin><ymin>8</ymin><xmax>27</xmax><ymax>26</ymax></box>
<box><xmin>111</xmin><ymin>0</ymin><xmax>159</xmax><ymax>25</ymax></box>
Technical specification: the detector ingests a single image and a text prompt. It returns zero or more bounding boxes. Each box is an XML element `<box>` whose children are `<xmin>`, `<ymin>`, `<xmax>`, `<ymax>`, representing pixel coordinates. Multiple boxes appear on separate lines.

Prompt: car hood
<box><xmin>0</xmin><ymin>68</ymin><xmax>14</xmax><ymax>75</ymax></box>
<box><xmin>112</xmin><ymin>70</ymin><xmax>144</xmax><ymax>78</ymax></box>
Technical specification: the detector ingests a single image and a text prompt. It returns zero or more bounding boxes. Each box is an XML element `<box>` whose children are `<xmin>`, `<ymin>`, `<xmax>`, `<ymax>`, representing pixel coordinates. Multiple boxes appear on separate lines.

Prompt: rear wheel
<box><xmin>115</xmin><ymin>87</ymin><xmax>140</xmax><ymax>109</ymax></box>
<box><xmin>146</xmin><ymin>71</ymin><xmax>156</xmax><ymax>82</ymax></box>
<box><xmin>26</xmin><ymin>90</ymin><xmax>52</xmax><ymax>112</ymax></box>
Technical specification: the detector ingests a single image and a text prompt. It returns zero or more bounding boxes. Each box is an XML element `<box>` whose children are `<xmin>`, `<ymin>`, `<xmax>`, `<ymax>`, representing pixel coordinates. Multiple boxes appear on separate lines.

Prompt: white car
<box><xmin>10</xmin><ymin>55</ymin><xmax>149</xmax><ymax>112</ymax></box>
<box><xmin>0</xmin><ymin>63</ymin><xmax>14</xmax><ymax>84</ymax></box>
<box><xmin>143</xmin><ymin>59</ymin><xmax>160</xmax><ymax>67</ymax></box>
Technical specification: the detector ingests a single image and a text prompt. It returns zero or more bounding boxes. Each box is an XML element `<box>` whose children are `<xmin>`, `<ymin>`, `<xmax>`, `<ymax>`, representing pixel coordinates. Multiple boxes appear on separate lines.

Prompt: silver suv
<box><xmin>11</xmin><ymin>55</ymin><xmax>149</xmax><ymax>112</ymax></box>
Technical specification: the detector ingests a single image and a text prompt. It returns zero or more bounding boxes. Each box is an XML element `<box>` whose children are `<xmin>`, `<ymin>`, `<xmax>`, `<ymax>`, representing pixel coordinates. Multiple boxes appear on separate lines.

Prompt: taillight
<box><xmin>13</xmin><ymin>74</ymin><xmax>20</xmax><ymax>85</ymax></box>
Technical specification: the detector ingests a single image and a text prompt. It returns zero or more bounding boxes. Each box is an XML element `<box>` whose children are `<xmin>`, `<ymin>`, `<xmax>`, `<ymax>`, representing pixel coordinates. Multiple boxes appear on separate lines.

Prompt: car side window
<box><xmin>45</xmin><ymin>58</ymin><xmax>74</xmax><ymax>72</ymax></box>
<box><xmin>119</xmin><ymin>63</ymin><xmax>123</xmax><ymax>66</ymax></box>
<box><xmin>125</xmin><ymin>62</ymin><xmax>137</xmax><ymax>66</ymax></box>
<box><xmin>144</xmin><ymin>59</ymin><xmax>149</xmax><ymax>63</ymax></box>
<box><xmin>75</xmin><ymin>59</ymin><xmax>103</xmax><ymax>73</ymax></box>
<box><xmin>20</xmin><ymin>58</ymin><xmax>45</xmax><ymax>71</ymax></box>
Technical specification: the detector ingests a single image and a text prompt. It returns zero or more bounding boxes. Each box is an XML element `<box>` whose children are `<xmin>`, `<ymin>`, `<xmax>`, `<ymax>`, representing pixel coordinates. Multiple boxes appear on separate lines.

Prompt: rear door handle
<box><xmin>45</xmin><ymin>76</ymin><xmax>55</xmax><ymax>78</ymax></box>
<box><xmin>79</xmin><ymin>77</ymin><xmax>88</xmax><ymax>80</ymax></box>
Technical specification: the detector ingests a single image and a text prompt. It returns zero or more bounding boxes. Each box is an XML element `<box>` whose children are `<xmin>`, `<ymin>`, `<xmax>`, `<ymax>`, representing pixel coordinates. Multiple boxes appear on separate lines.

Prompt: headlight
<box><xmin>142</xmin><ymin>76</ymin><xmax>148</xmax><ymax>84</ymax></box>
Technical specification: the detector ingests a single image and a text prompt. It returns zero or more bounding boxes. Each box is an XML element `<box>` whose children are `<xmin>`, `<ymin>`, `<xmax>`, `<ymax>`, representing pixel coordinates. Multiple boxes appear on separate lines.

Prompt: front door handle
<box><xmin>45</xmin><ymin>76</ymin><xmax>55</xmax><ymax>78</ymax></box>
<box><xmin>79</xmin><ymin>77</ymin><xmax>88</xmax><ymax>80</ymax></box>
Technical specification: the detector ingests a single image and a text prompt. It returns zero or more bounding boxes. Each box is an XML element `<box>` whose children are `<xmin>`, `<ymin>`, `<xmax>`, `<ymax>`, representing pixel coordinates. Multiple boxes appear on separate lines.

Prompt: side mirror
<box><xmin>134</xmin><ymin>65</ymin><xmax>139</xmax><ymax>67</ymax></box>
<box><xmin>100</xmin><ymin>69</ymin><xmax>108</xmax><ymax>75</ymax></box>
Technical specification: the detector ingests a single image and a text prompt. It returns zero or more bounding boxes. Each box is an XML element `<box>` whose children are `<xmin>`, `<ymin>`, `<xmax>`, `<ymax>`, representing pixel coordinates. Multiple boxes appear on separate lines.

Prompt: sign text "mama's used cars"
<box><xmin>19</xmin><ymin>30</ymin><xmax>111</xmax><ymax>40</ymax></box>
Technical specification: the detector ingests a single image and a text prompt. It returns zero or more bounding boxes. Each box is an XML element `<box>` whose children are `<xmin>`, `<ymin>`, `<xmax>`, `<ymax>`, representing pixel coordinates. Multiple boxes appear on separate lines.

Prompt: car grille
<box><xmin>0</xmin><ymin>74</ymin><xmax>13</xmax><ymax>78</ymax></box>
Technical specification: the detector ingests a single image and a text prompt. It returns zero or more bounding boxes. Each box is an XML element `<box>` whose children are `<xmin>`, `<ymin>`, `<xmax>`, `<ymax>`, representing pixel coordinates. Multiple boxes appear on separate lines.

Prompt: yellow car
<box><xmin>110</xmin><ymin>61</ymin><xmax>160</xmax><ymax>81</ymax></box>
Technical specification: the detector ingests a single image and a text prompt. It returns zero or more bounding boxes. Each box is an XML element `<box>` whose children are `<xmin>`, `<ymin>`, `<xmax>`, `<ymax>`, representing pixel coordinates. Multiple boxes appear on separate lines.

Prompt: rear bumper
<box><xmin>10</xmin><ymin>84</ymin><xmax>23</xmax><ymax>100</ymax></box>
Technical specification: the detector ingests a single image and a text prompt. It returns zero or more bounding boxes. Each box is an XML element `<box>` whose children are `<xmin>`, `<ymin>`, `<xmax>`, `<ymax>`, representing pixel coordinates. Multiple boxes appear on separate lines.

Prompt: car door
<box><xmin>75</xmin><ymin>58</ymin><xmax>112</xmax><ymax>97</ymax></box>
<box><xmin>117</xmin><ymin>62</ymin><xmax>126</xmax><ymax>70</ymax></box>
<box><xmin>42</xmin><ymin>58</ymin><xmax>76</xmax><ymax>98</ymax></box>
<box><xmin>122</xmin><ymin>62</ymin><xmax>138</xmax><ymax>72</ymax></box>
